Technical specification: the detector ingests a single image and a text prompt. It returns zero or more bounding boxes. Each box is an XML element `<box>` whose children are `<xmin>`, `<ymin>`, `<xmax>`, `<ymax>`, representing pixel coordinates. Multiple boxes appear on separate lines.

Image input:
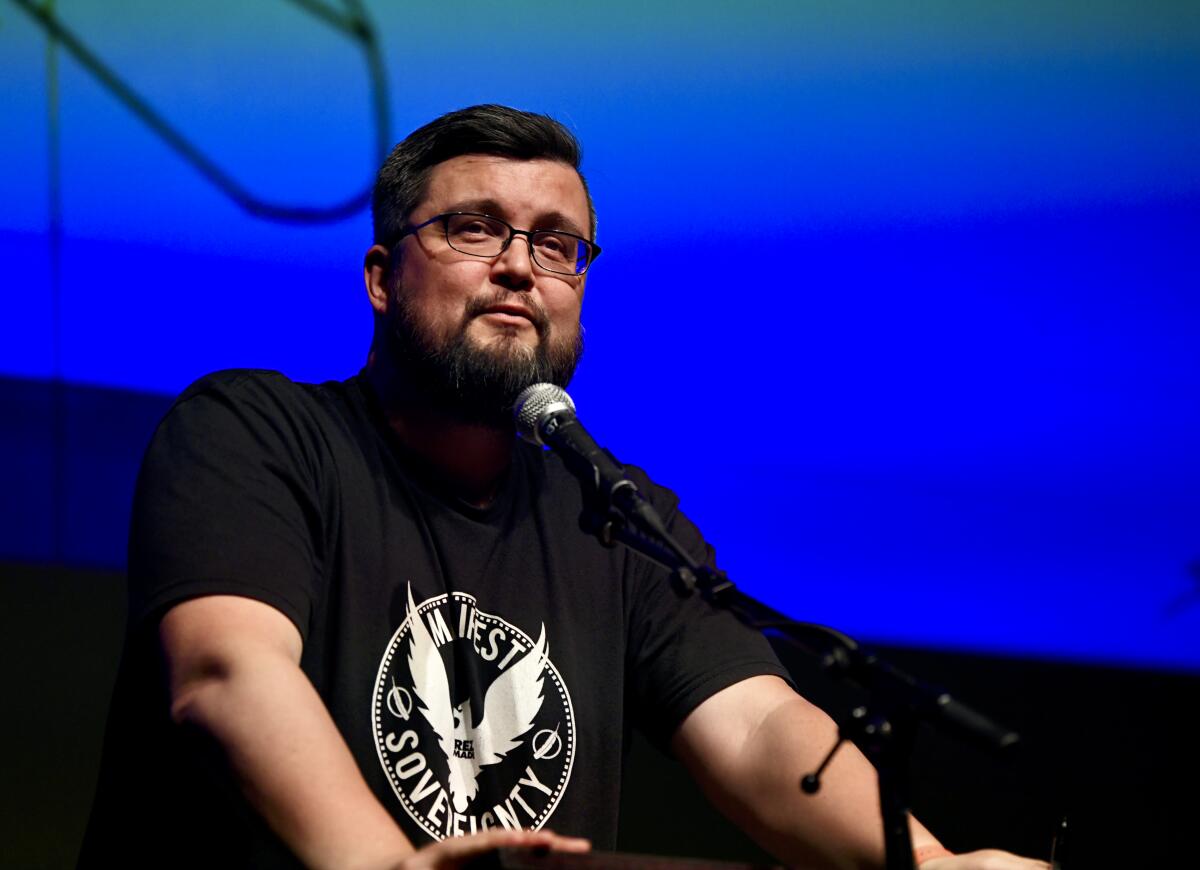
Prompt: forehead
<box><xmin>420</xmin><ymin>155</ymin><xmax>591</xmax><ymax>235</ymax></box>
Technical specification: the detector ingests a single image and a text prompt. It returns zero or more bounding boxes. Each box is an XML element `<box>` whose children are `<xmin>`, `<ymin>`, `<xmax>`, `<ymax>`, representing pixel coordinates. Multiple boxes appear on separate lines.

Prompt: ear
<box><xmin>363</xmin><ymin>244</ymin><xmax>393</xmax><ymax>316</ymax></box>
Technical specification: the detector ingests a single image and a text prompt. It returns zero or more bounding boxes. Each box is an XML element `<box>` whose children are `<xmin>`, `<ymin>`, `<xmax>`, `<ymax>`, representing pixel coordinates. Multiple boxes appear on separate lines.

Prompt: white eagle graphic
<box><xmin>405</xmin><ymin>586</ymin><xmax>549</xmax><ymax>813</ymax></box>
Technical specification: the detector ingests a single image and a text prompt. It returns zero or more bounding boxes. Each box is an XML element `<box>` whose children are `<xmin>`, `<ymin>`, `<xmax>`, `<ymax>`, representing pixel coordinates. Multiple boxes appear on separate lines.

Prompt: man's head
<box><xmin>364</xmin><ymin>106</ymin><xmax>596</xmax><ymax>427</ymax></box>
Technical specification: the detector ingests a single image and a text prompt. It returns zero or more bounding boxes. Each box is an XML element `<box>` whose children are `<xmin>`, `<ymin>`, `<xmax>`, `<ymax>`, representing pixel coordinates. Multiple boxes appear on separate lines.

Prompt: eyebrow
<box><xmin>444</xmin><ymin>198</ymin><xmax>588</xmax><ymax>238</ymax></box>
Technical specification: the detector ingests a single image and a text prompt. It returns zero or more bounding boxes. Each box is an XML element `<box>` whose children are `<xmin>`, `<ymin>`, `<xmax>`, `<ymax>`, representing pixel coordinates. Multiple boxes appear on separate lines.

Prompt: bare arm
<box><xmin>162</xmin><ymin>595</ymin><xmax>415</xmax><ymax>869</ymax></box>
<box><xmin>671</xmin><ymin>675</ymin><xmax>1048</xmax><ymax>870</ymax></box>
<box><xmin>161</xmin><ymin>595</ymin><xmax>588</xmax><ymax>869</ymax></box>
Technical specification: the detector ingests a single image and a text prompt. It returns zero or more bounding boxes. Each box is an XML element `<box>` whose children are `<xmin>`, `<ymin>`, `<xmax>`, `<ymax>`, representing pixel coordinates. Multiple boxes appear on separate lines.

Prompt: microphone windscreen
<box><xmin>513</xmin><ymin>383</ymin><xmax>576</xmax><ymax>446</ymax></box>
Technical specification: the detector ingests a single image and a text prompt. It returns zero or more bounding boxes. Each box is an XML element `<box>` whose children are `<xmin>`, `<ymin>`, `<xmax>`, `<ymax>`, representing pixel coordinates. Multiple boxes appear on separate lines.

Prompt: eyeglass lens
<box><xmin>444</xmin><ymin>214</ymin><xmax>591</xmax><ymax>275</ymax></box>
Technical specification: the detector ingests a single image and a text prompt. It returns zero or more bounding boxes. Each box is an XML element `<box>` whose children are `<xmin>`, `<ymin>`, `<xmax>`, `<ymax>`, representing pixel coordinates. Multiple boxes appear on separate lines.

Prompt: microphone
<box><xmin>514</xmin><ymin>383</ymin><xmax>626</xmax><ymax>498</ymax></box>
<box><xmin>513</xmin><ymin>384</ymin><xmax>669</xmax><ymax>538</ymax></box>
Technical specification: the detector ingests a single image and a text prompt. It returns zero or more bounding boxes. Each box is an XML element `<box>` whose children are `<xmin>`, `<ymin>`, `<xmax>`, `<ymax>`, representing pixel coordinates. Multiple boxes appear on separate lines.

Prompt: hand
<box><xmin>922</xmin><ymin>850</ymin><xmax>1050</xmax><ymax>870</ymax></box>
<box><xmin>392</xmin><ymin>828</ymin><xmax>591</xmax><ymax>869</ymax></box>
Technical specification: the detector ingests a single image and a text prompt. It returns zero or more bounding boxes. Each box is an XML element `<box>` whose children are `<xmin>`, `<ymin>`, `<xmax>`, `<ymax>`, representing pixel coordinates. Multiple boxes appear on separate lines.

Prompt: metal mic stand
<box><xmin>577</xmin><ymin>493</ymin><xmax>1018</xmax><ymax>870</ymax></box>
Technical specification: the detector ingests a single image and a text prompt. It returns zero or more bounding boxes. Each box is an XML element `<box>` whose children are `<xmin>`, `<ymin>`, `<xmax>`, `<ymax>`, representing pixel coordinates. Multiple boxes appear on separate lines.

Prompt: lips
<box><xmin>465</xmin><ymin>294</ymin><xmax>549</xmax><ymax>337</ymax></box>
<box><xmin>479</xmin><ymin>303</ymin><xmax>535</xmax><ymax>323</ymax></box>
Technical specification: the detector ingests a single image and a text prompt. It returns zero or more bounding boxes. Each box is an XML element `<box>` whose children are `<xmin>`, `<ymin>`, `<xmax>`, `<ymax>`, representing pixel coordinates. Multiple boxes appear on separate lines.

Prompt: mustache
<box><xmin>461</xmin><ymin>291</ymin><xmax>551</xmax><ymax>337</ymax></box>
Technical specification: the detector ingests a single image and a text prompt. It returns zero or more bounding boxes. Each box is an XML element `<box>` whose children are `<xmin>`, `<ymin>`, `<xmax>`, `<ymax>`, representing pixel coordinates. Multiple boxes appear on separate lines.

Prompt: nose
<box><xmin>491</xmin><ymin>235</ymin><xmax>536</xmax><ymax>292</ymax></box>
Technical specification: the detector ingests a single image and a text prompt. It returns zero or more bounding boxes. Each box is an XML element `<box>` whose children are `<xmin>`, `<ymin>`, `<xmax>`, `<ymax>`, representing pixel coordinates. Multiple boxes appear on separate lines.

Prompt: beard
<box><xmin>384</xmin><ymin>283</ymin><xmax>584</xmax><ymax>428</ymax></box>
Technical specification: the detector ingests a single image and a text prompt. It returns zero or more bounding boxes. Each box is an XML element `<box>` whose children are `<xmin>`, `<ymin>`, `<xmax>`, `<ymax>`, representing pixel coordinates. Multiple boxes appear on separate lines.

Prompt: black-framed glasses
<box><xmin>395</xmin><ymin>212</ymin><xmax>601</xmax><ymax>276</ymax></box>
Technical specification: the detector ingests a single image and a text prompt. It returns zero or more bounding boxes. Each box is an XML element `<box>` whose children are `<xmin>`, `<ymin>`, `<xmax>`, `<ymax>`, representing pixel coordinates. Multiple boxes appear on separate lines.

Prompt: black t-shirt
<box><xmin>80</xmin><ymin>370</ymin><xmax>788</xmax><ymax>867</ymax></box>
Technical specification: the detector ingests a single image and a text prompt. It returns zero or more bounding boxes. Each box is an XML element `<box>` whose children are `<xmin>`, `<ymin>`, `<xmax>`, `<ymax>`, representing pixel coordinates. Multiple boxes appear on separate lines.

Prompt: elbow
<box><xmin>168</xmin><ymin>655</ymin><xmax>235</xmax><ymax>728</ymax></box>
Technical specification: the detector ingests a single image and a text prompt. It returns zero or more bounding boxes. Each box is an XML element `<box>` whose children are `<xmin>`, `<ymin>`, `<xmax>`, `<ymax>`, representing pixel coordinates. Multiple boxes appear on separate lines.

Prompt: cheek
<box><xmin>545</xmin><ymin>283</ymin><xmax>584</xmax><ymax>328</ymax></box>
<box><xmin>398</xmin><ymin>261</ymin><xmax>478</xmax><ymax>325</ymax></box>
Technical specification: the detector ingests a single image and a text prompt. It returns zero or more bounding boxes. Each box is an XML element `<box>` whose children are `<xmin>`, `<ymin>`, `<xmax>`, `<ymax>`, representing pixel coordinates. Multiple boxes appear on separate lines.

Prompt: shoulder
<box><xmin>620</xmin><ymin>463</ymin><xmax>683</xmax><ymax>517</ymax></box>
<box><xmin>173</xmin><ymin>368</ymin><xmax>322</xmax><ymax>410</ymax></box>
<box><xmin>160</xmin><ymin>369</ymin><xmax>357</xmax><ymax>436</ymax></box>
<box><xmin>140</xmin><ymin>370</ymin><xmax>368</xmax><ymax>489</ymax></box>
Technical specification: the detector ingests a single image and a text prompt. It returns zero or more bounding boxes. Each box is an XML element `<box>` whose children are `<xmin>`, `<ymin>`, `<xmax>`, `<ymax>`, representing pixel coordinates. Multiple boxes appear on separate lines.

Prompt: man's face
<box><xmin>377</xmin><ymin>155</ymin><xmax>590</xmax><ymax>424</ymax></box>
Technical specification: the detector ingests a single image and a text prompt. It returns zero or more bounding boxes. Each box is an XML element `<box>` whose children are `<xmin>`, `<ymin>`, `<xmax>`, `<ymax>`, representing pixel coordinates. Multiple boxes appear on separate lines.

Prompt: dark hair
<box><xmin>371</xmin><ymin>104</ymin><xmax>595</xmax><ymax>246</ymax></box>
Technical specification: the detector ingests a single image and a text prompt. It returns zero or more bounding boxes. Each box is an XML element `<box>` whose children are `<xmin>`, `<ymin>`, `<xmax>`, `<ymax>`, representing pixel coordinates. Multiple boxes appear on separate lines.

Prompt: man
<box><xmin>81</xmin><ymin>105</ymin><xmax>1046</xmax><ymax>869</ymax></box>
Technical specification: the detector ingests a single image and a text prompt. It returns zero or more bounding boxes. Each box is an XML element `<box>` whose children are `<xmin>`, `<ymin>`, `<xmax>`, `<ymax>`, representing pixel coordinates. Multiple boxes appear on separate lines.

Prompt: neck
<box><xmin>364</xmin><ymin>345</ymin><xmax>515</xmax><ymax>508</ymax></box>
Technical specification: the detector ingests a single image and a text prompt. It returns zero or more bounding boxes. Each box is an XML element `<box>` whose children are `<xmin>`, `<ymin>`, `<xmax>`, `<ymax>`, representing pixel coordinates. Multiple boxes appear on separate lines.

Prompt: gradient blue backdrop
<box><xmin>3</xmin><ymin>0</ymin><xmax>1199</xmax><ymax>670</ymax></box>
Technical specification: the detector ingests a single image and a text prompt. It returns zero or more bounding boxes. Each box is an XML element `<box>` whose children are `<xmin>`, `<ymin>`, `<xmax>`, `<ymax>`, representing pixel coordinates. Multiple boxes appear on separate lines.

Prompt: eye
<box><xmin>449</xmin><ymin>215</ymin><xmax>504</xmax><ymax>239</ymax></box>
<box><xmin>534</xmin><ymin>232</ymin><xmax>575</xmax><ymax>260</ymax></box>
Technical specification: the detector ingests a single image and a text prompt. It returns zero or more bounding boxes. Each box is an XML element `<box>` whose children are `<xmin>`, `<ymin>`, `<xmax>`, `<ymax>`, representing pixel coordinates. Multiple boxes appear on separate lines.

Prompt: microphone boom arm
<box><xmin>512</xmin><ymin>383</ymin><xmax>1018</xmax><ymax>870</ymax></box>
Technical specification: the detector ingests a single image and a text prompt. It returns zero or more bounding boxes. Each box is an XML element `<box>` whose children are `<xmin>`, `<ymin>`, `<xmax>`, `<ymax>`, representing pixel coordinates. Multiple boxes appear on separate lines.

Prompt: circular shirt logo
<box><xmin>372</xmin><ymin>586</ymin><xmax>576</xmax><ymax>841</ymax></box>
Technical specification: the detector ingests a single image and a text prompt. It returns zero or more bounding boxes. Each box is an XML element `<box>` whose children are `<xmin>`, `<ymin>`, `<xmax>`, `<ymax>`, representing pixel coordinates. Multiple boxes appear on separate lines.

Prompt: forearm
<box><xmin>674</xmin><ymin>678</ymin><xmax>941</xmax><ymax>870</ymax></box>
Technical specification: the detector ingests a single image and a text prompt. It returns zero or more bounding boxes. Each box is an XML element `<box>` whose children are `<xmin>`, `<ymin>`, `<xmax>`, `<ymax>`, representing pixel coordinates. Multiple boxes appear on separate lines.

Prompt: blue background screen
<box><xmin>3</xmin><ymin>0</ymin><xmax>1199</xmax><ymax>671</ymax></box>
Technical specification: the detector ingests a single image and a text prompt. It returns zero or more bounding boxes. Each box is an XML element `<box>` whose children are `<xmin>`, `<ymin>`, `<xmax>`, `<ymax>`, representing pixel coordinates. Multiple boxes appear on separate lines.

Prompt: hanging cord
<box><xmin>10</xmin><ymin>0</ymin><xmax>391</xmax><ymax>223</ymax></box>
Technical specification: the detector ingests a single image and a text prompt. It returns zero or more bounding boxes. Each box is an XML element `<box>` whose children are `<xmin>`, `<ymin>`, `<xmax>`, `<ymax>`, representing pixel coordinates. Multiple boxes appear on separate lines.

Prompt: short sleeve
<box><xmin>127</xmin><ymin>371</ymin><xmax>330</xmax><ymax>638</ymax></box>
<box><xmin>621</xmin><ymin>469</ymin><xmax>793</xmax><ymax>747</ymax></box>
